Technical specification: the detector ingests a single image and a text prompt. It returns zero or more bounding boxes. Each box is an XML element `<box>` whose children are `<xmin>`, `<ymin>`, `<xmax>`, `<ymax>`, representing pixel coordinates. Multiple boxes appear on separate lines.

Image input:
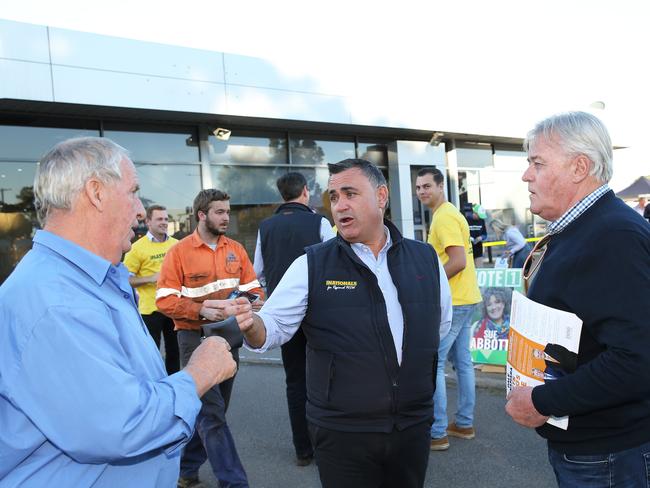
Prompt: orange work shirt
<box><xmin>156</xmin><ymin>230</ymin><xmax>264</xmax><ymax>331</ymax></box>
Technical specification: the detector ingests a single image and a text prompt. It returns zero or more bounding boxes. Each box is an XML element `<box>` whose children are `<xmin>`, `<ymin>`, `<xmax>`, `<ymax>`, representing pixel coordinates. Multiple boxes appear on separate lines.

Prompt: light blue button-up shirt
<box><xmin>0</xmin><ymin>231</ymin><xmax>202</xmax><ymax>487</ymax></box>
<box><xmin>253</xmin><ymin>227</ymin><xmax>452</xmax><ymax>364</ymax></box>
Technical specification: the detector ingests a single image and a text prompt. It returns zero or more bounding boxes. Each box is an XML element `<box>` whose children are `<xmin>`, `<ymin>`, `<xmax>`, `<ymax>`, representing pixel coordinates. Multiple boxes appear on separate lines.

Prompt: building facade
<box><xmin>0</xmin><ymin>18</ymin><xmax>537</xmax><ymax>283</ymax></box>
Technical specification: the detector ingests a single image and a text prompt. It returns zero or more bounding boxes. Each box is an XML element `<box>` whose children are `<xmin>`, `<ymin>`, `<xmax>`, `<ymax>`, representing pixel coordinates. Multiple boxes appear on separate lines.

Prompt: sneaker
<box><xmin>430</xmin><ymin>436</ymin><xmax>450</xmax><ymax>451</ymax></box>
<box><xmin>177</xmin><ymin>477</ymin><xmax>204</xmax><ymax>488</ymax></box>
<box><xmin>447</xmin><ymin>422</ymin><xmax>475</xmax><ymax>439</ymax></box>
<box><xmin>296</xmin><ymin>454</ymin><xmax>314</xmax><ymax>466</ymax></box>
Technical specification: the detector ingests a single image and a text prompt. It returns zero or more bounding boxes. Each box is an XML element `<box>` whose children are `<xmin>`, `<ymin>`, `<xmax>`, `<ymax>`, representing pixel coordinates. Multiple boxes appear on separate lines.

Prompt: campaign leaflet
<box><xmin>506</xmin><ymin>291</ymin><xmax>582</xmax><ymax>430</ymax></box>
<box><xmin>470</xmin><ymin>268</ymin><xmax>523</xmax><ymax>366</ymax></box>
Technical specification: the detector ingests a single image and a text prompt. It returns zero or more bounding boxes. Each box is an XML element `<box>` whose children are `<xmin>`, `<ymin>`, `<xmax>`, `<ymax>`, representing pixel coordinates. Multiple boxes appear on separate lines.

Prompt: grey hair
<box><xmin>34</xmin><ymin>137</ymin><xmax>129</xmax><ymax>224</ymax></box>
<box><xmin>490</xmin><ymin>218</ymin><xmax>508</xmax><ymax>234</ymax></box>
<box><xmin>523</xmin><ymin>111</ymin><xmax>613</xmax><ymax>183</ymax></box>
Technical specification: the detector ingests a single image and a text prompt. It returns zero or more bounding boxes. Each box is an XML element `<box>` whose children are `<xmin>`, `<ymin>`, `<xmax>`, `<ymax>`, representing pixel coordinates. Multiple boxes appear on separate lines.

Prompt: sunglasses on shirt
<box><xmin>522</xmin><ymin>234</ymin><xmax>551</xmax><ymax>294</ymax></box>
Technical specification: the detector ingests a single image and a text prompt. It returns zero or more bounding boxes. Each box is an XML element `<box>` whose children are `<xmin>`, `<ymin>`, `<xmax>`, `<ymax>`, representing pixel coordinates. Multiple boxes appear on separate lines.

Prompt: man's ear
<box><xmin>377</xmin><ymin>185</ymin><xmax>389</xmax><ymax>210</ymax></box>
<box><xmin>197</xmin><ymin>210</ymin><xmax>206</xmax><ymax>222</ymax></box>
<box><xmin>84</xmin><ymin>178</ymin><xmax>105</xmax><ymax>211</ymax></box>
<box><xmin>572</xmin><ymin>154</ymin><xmax>592</xmax><ymax>183</ymax></box>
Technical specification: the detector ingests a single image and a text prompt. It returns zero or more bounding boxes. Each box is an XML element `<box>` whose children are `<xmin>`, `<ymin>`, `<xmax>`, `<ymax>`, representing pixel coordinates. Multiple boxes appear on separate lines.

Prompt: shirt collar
<box><xmin>33</xmin><ymin>230</ymin><xmax>112</xmax><ymax>285</ymax></box>
<box><xmin>350</xmin><ymin>226</ymin><xmax>392</xmax><ymax>256</ymax></box>
<box><xmin>146</xmin><ymin>231</ymin><xmax>168</xmax><ymax>242</ymax></box>
<box><xmin>547</xmin><ymin>184</ymin><xmax>610</xmax><ymax>235</ymax></box>
<box><xmin>190</xmin><ymin>228</ymin><xmax>229</xmax><ymax>249</ymax></box>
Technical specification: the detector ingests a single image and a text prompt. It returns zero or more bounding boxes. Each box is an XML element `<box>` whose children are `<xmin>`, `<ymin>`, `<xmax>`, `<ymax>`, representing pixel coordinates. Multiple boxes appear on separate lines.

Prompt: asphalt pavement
<box><xmin>191</xmin><ymin>353</ymin><xmax>557</xmax><ymax>488</ymax></box>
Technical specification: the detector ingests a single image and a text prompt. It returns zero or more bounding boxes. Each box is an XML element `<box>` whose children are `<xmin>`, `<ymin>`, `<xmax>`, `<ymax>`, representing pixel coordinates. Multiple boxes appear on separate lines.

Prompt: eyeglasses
<box><xmin>522</xmin><ymin>234</ymin><xmax>551</xmax><ymax>294</ymax></box>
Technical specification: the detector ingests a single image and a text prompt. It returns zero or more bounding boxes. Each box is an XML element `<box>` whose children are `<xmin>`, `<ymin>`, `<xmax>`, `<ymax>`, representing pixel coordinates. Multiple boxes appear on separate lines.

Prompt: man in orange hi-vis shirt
<box><xmin>157</xmin><ymin>189</ymin><xmax>264</xmax><ymax>488</ymax></box>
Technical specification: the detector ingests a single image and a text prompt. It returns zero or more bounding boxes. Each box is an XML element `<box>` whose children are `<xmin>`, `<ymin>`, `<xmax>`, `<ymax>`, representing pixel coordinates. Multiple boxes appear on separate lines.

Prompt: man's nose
<box><xmin>136</xmin><ymin>198</ymin><xmax>145</xmax><ymax>220</ymax></box>
<box><xmin>522</xmin><ymin>165</ymin><xmax>533</xmax><ymax>182</ymax></box>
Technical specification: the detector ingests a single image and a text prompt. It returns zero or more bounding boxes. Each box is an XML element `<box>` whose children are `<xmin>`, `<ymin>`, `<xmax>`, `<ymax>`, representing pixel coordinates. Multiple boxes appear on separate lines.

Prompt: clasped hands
<box><xmin>199</xmin><ymin>297</ymin><xmax>260</xmax><ymax>324</ymax></box>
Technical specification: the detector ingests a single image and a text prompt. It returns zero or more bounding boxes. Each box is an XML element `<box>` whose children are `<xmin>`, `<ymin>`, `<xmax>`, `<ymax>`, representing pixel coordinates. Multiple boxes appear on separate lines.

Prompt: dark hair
<box><xmin>193</xmin><ymin>189</ymin><xmax>230</xmax><ymax>220</ymax></box>
<box><xmin>276</xmin><ymin>172</ymin><xmax>307</xmax><ymax>201</ymax></box>
<box><xmin>416</xmin><ymin>167</ymin><xmax>444</xmax><ymax>185</ymax></box>
<box><xmin>328</xmin><ymin>158</ymin><xmax>386</xmax><ymax>188</ymax></box>
<box><xmin>146</xmin><ymin>204</ymin><xmax>167</xmax><ymax>220</ymax></box>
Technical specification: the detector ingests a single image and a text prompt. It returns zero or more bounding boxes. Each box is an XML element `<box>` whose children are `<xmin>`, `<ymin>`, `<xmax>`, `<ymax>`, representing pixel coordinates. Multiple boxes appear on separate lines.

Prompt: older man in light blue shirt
<box><xmin>0</xmin><ymin>137</ymin><xmax>246</xmax><ymax>487</ymax></box>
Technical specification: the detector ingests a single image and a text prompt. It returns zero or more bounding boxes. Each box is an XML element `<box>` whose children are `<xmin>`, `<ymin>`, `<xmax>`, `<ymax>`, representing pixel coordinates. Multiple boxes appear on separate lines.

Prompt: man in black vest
<box><xmin>241</xmin><ymin>159</ymin><xmax>452</xmax><ymax>488</ymax></box>
<box><xmin>253</xmin><ymin>172</ymin><xmax>335</xmax><ymax>466</ymax></box>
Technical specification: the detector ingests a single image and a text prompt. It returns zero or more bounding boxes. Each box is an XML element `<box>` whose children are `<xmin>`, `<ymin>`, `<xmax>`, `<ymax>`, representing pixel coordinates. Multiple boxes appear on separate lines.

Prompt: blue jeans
<box><xmin>177</xmin><ymin>330</ymin><xmax>248</xmax><ymax>488</ymax></box>
<box><xmin>431</xmin><ymin>304</ymin><xmax>477</xmax><ymax>439</ymax></box>
<box><xmin>548</xmin><ymin>441</ymin><xmax>650</xmax><ymax>487</ymax></box>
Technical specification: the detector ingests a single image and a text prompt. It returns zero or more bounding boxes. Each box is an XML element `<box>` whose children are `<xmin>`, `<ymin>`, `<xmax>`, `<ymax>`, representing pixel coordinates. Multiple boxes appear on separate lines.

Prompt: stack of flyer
<box><xmin>506</xmin><ymin>291</ymin><xmax>583</xmax><ymax>430</ymax></box>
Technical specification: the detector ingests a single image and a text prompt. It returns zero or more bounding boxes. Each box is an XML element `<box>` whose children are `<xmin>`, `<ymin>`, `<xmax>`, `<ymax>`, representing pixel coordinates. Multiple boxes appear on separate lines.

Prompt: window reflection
<box><xmin>0</xmin><ymin>162</ymin><xmax>39</xmax><ymax>283</ymax></box>
<box><xmin>357</xmin><ymin>140</ymin><xmax>389</xmax><ymax>167</ymax></box>
<box><xmin>209</xmin><ymin>134</ymin><xmax>287</xmax><ymax>165</ymax></box>
<box><xmin>0</xmin><ymin>125</ymin><xmax>99</xmax><ymax>160</ymax></box>
<box><xmin>289</xmin><ymin>136</ymin><xmax>355</xmax><ymax>165</ymax></box>
<box><xmin>210</xmin><ymin>165</ymin><xmax>288</xmax><ymax>258</ymax></box>
<box><xmin>295</xmin><ymin>166</ymin><xmax>332</xmax><ymax>223</ymax></box>
<box><xmin>134</xmin><ymin>163</ymin><xmax>202</xmax><ymax>238</ymax></box>
<box><xmin>104</xmin><ymin>128</ymin><xmax>199</xmax><ymax>163</ymax></box>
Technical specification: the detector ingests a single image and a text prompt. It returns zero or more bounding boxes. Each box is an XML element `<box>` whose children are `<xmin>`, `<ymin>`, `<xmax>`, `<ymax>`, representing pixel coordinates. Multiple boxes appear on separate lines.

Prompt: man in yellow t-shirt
<box><xmin>415</xmin><ymin>167</ymin><xmax>482</xmax><ymax>451</ymax></box>
<box><xmin>123</xmin><ymin>205</ymin><xmax>179</xmax><ymax>374</ymax></box>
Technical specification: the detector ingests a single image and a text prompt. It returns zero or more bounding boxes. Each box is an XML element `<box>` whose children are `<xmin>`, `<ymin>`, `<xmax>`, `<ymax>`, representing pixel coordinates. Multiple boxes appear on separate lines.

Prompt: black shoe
<box><xmin>177</xmin><ymin>476</ymin><xmax>204</xmax><ymax>488</ymax></box>
<box><xmin>296</xmin><ymin>454</ymin><xmax>314</xmax><ymax>466</ymax></box>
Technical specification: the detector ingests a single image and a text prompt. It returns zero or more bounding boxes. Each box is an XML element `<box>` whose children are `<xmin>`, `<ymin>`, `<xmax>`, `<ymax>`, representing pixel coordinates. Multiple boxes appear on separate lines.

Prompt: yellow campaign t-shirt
<box><xmin>123</xmin><ymin>235</ymin><xmax>178</xmax><ymax>315</ymax></box>
<box><xmin>428</xmin><ymin>202</ymin><xmax>482</xmax><ymax>306</ymax></box>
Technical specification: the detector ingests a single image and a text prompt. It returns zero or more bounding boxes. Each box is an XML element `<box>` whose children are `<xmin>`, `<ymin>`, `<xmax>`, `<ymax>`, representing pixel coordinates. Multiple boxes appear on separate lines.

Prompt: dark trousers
<box><xmin>309</xmin><ymin>422</ymin><xmax>431</xmax><ymax>488</ymax></box>
<box><xmin>280</xmin><ymin>327</ymin><xmax>313</xmax><ymax>458</ymax></box>
<box><xmin>142</xmin><ymin>311</ymin><xmax>179</xmax><ymax>375</ymax></box>
<box><xmin>177</xmin><ymin>330</ymin><xmax>248</xmax><ymax>488</ymax></box>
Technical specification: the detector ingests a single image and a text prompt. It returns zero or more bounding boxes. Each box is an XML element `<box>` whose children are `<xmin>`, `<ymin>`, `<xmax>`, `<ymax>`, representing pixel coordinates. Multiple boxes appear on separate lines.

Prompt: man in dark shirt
<box><xmin>505</xmin><ymin>112</ymin><xmax>650</xmax><ymax>486</ymax></box>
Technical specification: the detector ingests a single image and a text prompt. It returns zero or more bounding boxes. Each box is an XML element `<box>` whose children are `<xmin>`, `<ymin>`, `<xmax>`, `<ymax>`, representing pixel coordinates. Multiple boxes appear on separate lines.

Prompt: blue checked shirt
<box><xmin>547</xmin><ymin>184</ymin><xmax>610</xmax><ymax>235</ymax></box>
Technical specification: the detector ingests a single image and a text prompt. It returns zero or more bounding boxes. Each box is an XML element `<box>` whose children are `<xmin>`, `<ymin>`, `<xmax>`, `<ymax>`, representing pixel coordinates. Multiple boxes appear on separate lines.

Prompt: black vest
<box><xmin>303</xmin><ymin>221</ymin><xmax>441</xmax><ymax>433</ymax></box>
<box><xmin>259</xmin><ymin>202</ymin><xmax>323</xmax><ymax>296</ymax></box>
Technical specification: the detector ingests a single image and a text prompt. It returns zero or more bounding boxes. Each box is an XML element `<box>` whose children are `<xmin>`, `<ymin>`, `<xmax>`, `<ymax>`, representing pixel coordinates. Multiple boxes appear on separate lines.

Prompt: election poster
<box><xmin>470</xmin><ymin>268</ymin><xmax>524</xmax><ymax>365</ymax></box>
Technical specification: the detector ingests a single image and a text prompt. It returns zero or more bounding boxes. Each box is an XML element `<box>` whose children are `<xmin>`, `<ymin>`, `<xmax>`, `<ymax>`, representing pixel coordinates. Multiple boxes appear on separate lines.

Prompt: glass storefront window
<box><xmin>208</xmin><ymin>133</ymin><xmax>287</xmax><ymax>165</ymax></box>
<box><xmin>456</xmin><ymin>143</ymin><xmax>494</xmax><ymax>169</ymax></box>
<box><xmin>134</xmin><ymin>163</ymin><xmax>202</xmax><ymax>238</ymax></box>
<box><xmin>357</xmin><ymin>140</ymin><xmax>389</xmax><ymax>167</ymax></box>
<box><xmin>210</xmin><ymin>165</ymin><xmax>289</xmax><ymax>257</ymax></box>
<box><xmin>289</xmin><ymin>136</ymin><xmax>355</xmax><ymax>165</ymax></box>
<box><xmin>0</xmin><ymin>125</ymin><xmax>99</xmax><ymax>160</ymax></box>
<box><xmin>104</xmin><ymin>127</ymin><xmax>199</xmax><ymax>163</ymax></box>
<box><xmin>0</xmin><ymin>161</ymin><xmax>39</xmax><ymax>283</ymax></box>
<box><xmin>295</xmin><ymin>166</ymin><xmax>332</xmax><ymax>222</ymax></box>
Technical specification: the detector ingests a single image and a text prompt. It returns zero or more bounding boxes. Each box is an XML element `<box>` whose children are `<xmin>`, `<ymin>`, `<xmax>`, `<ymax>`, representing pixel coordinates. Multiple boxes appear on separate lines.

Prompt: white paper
<box><xmin>506</xmin><ymin>291</ymin><xmax>582</xmax><ymax>430</ymax></box>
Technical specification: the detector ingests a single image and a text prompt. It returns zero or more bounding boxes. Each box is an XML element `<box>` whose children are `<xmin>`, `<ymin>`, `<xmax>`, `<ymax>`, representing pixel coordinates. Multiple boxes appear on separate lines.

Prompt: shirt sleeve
<box><xmin>253</xmin><ymin>230</ymin><xmax>265</xmax><ymax>287</ymax></box>
<box><xmin>246</xmin><ymin>254</ymin><xmax>309</xmax><ymax>352</ymax></box>
<box><xmin>505</xmin><ymin>227</ymin><xmax>526</xmax><ymax>254</ymax></box>
<box><xmin>156</xmin><ymin>244</ymin><xmax>203</xmax><ymax>321</ymax></box>
<box><xmin>122</xmin><ymin>246</ymin><xmax>141</xmax><ymax>275</ymax></box>
<box><xmin>433</xmin><ymin>212</ymin><xmax>465</xmax><ymax>250</ymax></box>
<box><xmin>238</xmin><ymin>246</ymin><xmax>265</xmax><ymax>300</ymax></box>
<box><xmin>320</xmin><ymin>218</ymin><xmax>337</xmax><ymax>242</ymax></box>
<box><xmin>437</xmin><ymin>254</ymin><xmax>453</xmax><ymax>339</ymax></box>
<box><xmin>7</xmin><ymin>305</ymin><xmax>202</xmax><ymax>464</ymax></box>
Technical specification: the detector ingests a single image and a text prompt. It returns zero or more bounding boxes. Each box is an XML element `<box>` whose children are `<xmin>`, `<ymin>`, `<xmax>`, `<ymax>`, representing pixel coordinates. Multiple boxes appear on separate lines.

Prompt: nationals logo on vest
<box><xmin>325</xmin><ymin>280</ymin><xmax>358</xmax><ymax>291</ymax></box>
